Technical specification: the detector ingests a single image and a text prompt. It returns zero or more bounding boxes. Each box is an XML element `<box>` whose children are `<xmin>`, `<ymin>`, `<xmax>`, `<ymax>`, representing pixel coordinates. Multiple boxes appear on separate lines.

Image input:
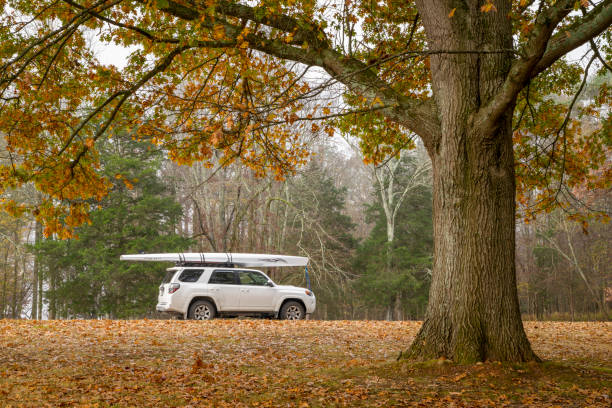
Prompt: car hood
<box><xmin>275</xmin><ymin>284</ymin><xmax>307</xmax><ymax>292</ymax></box>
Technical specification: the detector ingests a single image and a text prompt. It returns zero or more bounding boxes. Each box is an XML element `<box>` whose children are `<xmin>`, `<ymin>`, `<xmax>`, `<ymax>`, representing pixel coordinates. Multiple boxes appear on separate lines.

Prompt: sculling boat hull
<box><xmin>119</xmin><ymin>253</ymin><xmax>308</xmax><ymax>267</ymax></box>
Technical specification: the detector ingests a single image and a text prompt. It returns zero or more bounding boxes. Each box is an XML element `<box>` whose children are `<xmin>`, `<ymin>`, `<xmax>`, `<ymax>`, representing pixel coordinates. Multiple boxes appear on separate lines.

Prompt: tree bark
<box><xmin>37</xmin><ymin>262</ymin><xmax>43</xmax><ymax>319</ymax></box>
<box><xmin>49</xmin><ymin>268</ymin><xmax>56</xmax><ymax>320</ymax></box>
<box><xmin>406</xmin><ymin>105</ymin><xmax>538</xmax><ymax>362</ymax></box>
<box><xmin>1</xmin><ymin>248</ymin><xmax>8</xmax><ymax>318</ymax></box>
<box><xmin>32</xmin><ymin>220</ymin><xmax>42</xmax><ymax>320</ymax></box>
<box><xmin>11</xmin><ymin>226</ymin><xmax>19</xmax><ymax>319</ymax></box>
<box><xmin>405</xmin><ymin>0</ymin><xmax>538</xmax><ymax>363</ymax></box>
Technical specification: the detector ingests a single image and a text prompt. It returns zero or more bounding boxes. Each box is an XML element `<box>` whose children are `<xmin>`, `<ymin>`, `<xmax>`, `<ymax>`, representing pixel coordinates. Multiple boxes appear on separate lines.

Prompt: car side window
<box><xmin>178</xmin><ymin>269</ymin><xmax>204</xmax><ymax>283</ymax></box>
<box><xmin>208</xmin><ymin>270</ymin><xmax>237</xmax><ymax>284</ymax></box>
<box><xmin>162</xmin><ymin>270</ymin><xmax>177</xmax><ymax>283</ymax></box>
<box><xmin>238</xmin><ymin>271</ymin><xmax>269</xmax><ymax>286</ymax></box>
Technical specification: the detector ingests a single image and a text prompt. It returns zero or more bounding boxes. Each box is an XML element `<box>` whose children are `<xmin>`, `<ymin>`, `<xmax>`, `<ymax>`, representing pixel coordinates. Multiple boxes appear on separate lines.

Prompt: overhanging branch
<box><xmin>533</xmin><ymin>0</ymin><xmax>612</xmax><ymax>77</ymax></box>
<box><xmin>475</xmin><ymin>0</ymin><xmax>612</xmax><ymax>136</ymax></box>
<box><xmin>147</xmin><ymin>0</ymin><xmax>442</xmax><ymax>151</ymax></box>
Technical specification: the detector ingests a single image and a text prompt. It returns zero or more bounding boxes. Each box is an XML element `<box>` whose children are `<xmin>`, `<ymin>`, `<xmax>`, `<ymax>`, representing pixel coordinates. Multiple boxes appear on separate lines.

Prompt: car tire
<box><xmin>280</xmin><ymin>301</ymin><xmax>305</xmax><ymax>320</ymax></box>
<box><xmin>188</xmin><ymin>300</ymin><xmax>216</xmax><ymax>320</ymax></box>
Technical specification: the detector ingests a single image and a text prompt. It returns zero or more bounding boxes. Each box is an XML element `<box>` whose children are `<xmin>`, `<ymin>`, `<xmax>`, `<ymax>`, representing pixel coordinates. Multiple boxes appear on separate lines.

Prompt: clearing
<box><xmin>0</xmin><ymin>320</ymin><xmax>610</xmax><ymax>407</ymax></box>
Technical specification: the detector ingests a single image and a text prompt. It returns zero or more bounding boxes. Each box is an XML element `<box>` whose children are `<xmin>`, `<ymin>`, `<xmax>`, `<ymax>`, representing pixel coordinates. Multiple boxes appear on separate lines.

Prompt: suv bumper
<box><xmin>305</xmin><ymin>296</ymin><xmax>316</xmax><ymax>314</ymax></box>
<box><xmin>156</xmin><ymin>302</ymin><xmax>183</xmax><ymax>314</ymax></box>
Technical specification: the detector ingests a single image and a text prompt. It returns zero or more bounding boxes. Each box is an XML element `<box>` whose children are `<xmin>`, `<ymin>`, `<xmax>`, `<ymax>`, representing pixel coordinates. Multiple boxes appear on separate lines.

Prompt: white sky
<box><xmin>96</xmin><ymin>42</ymin><xmax>138</xmax><ymax>69</ymax></box>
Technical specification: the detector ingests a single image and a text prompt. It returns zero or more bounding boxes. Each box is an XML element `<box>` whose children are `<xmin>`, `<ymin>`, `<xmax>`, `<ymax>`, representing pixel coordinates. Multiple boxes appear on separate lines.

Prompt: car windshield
<box><xmin>162</xmin><ymin>270</ymin><xmax>177</xmax><ymax>284</ymax></box>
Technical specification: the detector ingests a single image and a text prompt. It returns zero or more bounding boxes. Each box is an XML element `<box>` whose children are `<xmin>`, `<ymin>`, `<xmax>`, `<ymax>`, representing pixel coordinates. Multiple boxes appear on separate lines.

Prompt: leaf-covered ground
<box><xmin>1</xmin><ymin>320</ymin><xmax>610</xmax><ymax>407</ymax></box>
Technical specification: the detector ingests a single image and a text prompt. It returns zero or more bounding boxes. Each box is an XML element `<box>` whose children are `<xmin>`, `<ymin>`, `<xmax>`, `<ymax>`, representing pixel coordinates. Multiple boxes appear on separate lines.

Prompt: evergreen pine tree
<box><xmin>34</xmin><ymin>136</ymin><xmax>191</xmax><ymax>318</ymax></box>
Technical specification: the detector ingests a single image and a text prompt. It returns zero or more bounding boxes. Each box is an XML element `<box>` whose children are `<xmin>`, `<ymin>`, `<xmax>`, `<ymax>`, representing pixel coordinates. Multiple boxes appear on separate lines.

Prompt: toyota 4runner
<box><xmin>156</xmin><ymin>267</ymin><xmax>316</xmax><ymax>320</ymax></box>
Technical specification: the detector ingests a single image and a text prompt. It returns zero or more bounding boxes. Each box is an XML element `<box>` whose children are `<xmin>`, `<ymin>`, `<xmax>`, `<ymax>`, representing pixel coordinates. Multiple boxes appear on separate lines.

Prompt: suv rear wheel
<box><xmin>188</xmin><ymin>300</ymin><xmax>216</xmax><ymax>320</ymax></box>
<box><xmin>280</xmin><ymin>301</ymin><xmax>305</xmax><ymax>320</ymax></box>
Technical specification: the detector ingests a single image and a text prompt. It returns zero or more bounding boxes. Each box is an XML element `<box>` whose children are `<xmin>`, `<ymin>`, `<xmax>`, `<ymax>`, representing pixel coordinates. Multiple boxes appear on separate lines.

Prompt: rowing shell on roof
<box><xmin>119</xmin><ymin>253</ymin><xmax>308</xmax><ymax>267</ymax></box>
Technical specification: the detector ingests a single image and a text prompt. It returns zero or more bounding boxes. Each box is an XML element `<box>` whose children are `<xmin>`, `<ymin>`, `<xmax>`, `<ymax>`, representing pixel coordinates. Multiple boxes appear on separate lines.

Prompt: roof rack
<box><xmin>177</xmin><ymin>262</ymin><xmax>235</xmax><ymax>268</ymax></box>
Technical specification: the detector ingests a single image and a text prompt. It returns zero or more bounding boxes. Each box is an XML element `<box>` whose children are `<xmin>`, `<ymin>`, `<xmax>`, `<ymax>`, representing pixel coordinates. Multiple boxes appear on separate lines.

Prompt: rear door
<box><xmin>174</xmin><ymin>268</ymin><xmax>205</xmax><ymax>306</ymax></box>
<box><xmin>207</xmin><ymin>270</ymin><xmax>241</xmax><ymax>311</ymax></box>
<box><xmin>237</xmin><ymin>270</ymin><xmax>277</xmax><ymax>311</ymax></box>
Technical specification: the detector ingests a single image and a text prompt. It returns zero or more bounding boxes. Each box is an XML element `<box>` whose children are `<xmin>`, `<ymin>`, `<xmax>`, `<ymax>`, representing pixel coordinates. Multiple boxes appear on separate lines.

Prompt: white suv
<box><xmin>156</xmin><ymin>267</ymin><xmax>316</xmax><ymax>320</ymax></box>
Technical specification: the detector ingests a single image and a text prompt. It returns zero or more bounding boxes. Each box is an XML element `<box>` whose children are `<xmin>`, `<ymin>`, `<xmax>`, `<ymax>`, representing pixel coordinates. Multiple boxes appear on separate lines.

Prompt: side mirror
<box><xmin>265</xmin><ymin>280</ymin><xmax>275</xmax><ymax>287</ymax></box>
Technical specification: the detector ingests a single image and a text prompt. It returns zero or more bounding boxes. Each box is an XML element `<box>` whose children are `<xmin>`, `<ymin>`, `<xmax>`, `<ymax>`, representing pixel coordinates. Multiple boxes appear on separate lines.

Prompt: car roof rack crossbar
<box><xmin>178</xmin><ymin>261</ymin><xmax>236</xmax><ymax>268</ymax></box>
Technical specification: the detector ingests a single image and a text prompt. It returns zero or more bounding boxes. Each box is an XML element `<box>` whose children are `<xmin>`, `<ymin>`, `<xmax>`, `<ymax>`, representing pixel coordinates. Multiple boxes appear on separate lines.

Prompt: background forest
<box><xmin>0</xmin><ymin>77</ymin><xmax>610</xmax><ymax>322</ymax></box>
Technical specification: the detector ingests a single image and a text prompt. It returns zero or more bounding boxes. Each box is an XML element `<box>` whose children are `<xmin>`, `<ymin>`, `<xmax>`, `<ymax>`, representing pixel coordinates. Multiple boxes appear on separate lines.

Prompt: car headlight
<box><xmin>305</xmin><ymin>290</ymin><xmax>313</xmax><ymax>296</ymax></box>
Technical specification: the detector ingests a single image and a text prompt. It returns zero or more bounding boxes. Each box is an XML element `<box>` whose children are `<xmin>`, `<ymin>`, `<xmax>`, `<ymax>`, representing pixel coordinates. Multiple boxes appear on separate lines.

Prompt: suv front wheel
<box><xmin>188</xmin><ymin>300</ymin><xmax>216</xmax><ymax>320</ymax></box>
<box><xmin>280</xmin><ymin>301</ymin><xmax>305</xmax><ymax>320</ymax></box>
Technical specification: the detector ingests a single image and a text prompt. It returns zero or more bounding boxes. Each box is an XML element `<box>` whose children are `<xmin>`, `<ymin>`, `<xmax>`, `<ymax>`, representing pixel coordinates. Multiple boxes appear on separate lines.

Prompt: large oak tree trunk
<box><xmin>407</xmin><ymin>112</ymin><xmax>538</xmax><ymax>362</ymax></box>
<box><xmin>405</xmin><ymin>1</ymin><xmax>539</xmax><ymax>363</ymax></box>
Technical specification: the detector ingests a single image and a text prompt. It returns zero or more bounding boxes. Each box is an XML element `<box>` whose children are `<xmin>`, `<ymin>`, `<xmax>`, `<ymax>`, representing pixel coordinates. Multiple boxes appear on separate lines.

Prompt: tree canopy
<box><xmin>0</xmin><ymin>0</ymin><xmax>609</xmax><ymax>235</ymax></box>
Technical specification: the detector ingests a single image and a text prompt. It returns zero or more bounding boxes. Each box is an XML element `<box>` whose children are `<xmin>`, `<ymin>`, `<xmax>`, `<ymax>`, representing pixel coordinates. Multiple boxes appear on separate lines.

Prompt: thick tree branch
<box><xmin>534</xmin><ymin>0</ymin><xmax>612</xmax><ymax>76</ymax></box>
<box><xmin>65</xmin><ymin>0</ymin><xmax>239</xmax><ymax>47</ymax></box>
<box><xmin>149</xmin><ymin>0</ymin><xmax>442</xmax><ymax>151</ymax></box>
<box><xmin>475</xmin><ymin>0</ymin><xmax>612</xmax><ymax>136</ymax></box>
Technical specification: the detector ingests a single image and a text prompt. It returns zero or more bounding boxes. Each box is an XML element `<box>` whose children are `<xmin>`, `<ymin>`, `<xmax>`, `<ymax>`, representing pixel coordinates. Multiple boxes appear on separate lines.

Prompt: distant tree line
<box><xmin>0</xmin><ymin>127</ymin><xmax>609</xmax><ymax>321</ymax></box>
